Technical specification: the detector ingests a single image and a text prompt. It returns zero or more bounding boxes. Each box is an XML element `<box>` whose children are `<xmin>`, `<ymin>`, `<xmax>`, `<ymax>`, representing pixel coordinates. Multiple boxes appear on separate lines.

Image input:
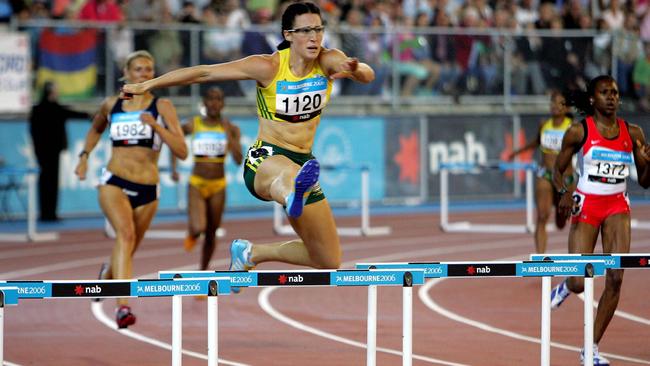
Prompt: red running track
<box><xmin>1</xmin><ymin>208</ymin><xmax>649</xmax><ymax>365</ymax></box>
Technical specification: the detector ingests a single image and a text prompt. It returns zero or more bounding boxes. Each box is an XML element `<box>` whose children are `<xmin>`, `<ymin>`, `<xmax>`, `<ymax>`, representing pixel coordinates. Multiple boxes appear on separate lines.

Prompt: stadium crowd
<box><xmin>3</xmin><ymin>0</ymin><xmax>650</xmax><ymax>107</ymax></box>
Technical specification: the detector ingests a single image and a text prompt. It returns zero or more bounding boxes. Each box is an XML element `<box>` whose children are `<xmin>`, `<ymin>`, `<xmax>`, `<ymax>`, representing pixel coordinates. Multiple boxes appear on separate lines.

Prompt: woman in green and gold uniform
<box><xmin>176</xmin><ymin>87</ymin><xmax>242</xmax><ymax>272</ymax></box>
<box><xmin>123</xmin><ymin>2</ymin><xmax>375</xmax><ymax>277</ymax></box>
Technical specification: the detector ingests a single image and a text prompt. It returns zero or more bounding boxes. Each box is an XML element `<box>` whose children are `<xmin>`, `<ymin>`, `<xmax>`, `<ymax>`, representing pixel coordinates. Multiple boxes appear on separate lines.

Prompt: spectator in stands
<box><xmin>429</xmin><ymin>9</ymin><xmax>461</xmax><ymax>96</ymax></box>
<box><xmin>77</xmin><ymin>0</ymin><xmax>122</xmax><ymax>21</ymax></box>
<box><xmin>339</xmin><ymin>7</ymin><xmax>387</xmax><ymax>95</ymax></box>
<box><xmin>29</xmin><ymin>81</ymin><xmax>90</xmax><ymax>221</ymax></box>
<box><xmin>633</xmin><ymin>41</ymin><xmax>650</xmax><ymax>111</ymax></box>
<box><xmin>615</xmin><ymin>12</ymin><xmax>644</xmax><ymax>97</ymax></box>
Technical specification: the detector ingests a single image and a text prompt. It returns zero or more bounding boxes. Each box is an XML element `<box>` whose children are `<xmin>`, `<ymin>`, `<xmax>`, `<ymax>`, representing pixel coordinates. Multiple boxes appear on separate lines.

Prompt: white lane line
<box><xmin>419</xmin><ymin>251</ymin><xmax>650</xmax><ymax>365</ymax></box>
<box><xmin>90</xmin><ymin>302</ymin><xmax>249</xmax><ymax>366</ymax></box>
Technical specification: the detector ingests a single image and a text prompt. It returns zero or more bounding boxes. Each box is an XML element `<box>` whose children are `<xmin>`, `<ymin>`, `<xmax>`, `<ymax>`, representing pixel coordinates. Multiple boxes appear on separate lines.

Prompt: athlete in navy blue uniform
<box><xmin>75</xmin><ymin>50</ymin><xmax>187</xmax><ymax>328</ymax></box>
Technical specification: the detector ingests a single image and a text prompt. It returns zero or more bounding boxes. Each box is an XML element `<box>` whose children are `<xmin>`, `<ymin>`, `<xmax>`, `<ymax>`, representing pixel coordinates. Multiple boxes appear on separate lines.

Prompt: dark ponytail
<box><xmin>565</xmin><ymin>75</ymin><xmax>616</xmax><ymax>115</ymax></box>
<box><xmin>277</xmin><ymin>1</ymin><xmax>322</xmax><ymax>50</ymax></box>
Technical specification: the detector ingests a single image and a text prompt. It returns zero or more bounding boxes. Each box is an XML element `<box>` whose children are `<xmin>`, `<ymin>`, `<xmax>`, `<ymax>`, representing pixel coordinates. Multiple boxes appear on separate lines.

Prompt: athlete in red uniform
<box><xmin>550</xmin><ymin>75</ymin><xmax>650</xmax><ymax>365</ymax></box>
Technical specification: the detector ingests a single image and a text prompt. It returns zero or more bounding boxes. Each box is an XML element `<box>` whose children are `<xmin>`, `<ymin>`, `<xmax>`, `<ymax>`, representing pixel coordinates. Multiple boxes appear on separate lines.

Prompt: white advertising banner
<box><xmin>0</xmin><ymin>32</ymin><xmax>31</xmax><ymax>113</ymax></box>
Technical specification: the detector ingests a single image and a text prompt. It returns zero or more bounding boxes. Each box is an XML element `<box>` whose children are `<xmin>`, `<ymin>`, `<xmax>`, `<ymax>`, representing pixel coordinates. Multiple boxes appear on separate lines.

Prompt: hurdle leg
<box><xmin>0</xmin><ymin>291</ymin><xmax>4</xmax><ymax>365</ymax></box>
<box><xmin>172</xmin><ymin>295</ymin><xmax>183</xmax><ymax>366</ymax></box>
<box><xmin>207</xmin><ymin>295</ymin><xmax>219</xmax><ymax>366</ymax></box>
<box><xmin>366</xmin><ymin>285</ymin><xmax>377</xmax><ymax>366</ymax></box>
<box><xmin>583</xmin><ymin>276</ymin><xmax>594</xmax><ymax>366</ymax></box>
<box><xmin>402</xmin><ymin>274</ymin><xmax>413</xmax><ymax>366</ymax></box>
<box><xmin>540</xmin><ymin>276</ymin><xmax>551</xmax><ymax>366</ymax></box>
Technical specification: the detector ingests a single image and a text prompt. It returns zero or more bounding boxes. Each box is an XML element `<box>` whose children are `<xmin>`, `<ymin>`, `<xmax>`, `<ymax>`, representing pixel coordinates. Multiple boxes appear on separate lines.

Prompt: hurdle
<box><xmin>439</xmin><ymin>161</ymin><xmax>537</xmax><ymax>233</ymax></box>
<box><xmin>0</xmin><ymin>277</ymin><xmax>231</xmax><ymax>366</ymax></box>
<box><xmin>273</xmin><ymin>164</ymin><xmax>391</xmax><ymax>236</ymax></box>
<box><xmin>530</xmin><ymin>253</ymin><xmax>650</xmax><ymax>366</ymax></box>
<box><xmin>0</xmin><ymin>167</ymin><xmax>58</xmax><ymax>242</ymax></box>
<box><xmin>160</xmin><ymin>268</ymin><xmax>425</xmax><ymax>366</ymax></box>
<box><xmin>356</xmin><ymin>259</ymin><xmax>606</xmax><ymax>366</ymax></box>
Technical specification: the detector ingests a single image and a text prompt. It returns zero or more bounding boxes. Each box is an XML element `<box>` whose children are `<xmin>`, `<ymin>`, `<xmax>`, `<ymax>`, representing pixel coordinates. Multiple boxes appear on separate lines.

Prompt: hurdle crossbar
<box><xmin>439</xmin><ymin>161</ymin><xmax>537</xmax><ymax>234</ymax></box>
<box><xmin>0</xmin><ymin>278</ymin><xmax>230</xmax><ymax>366</ymax></box>
<box><xmin>0</xmin><ymin>168</ymin><xmax>58</xmax><ymax>242</ymax></box>
<box><xmin>273</xmin><ymin>165</ymin><xmax>391</xmax><ymax>236</ymax></box>
<box><xmin>160</xmin><ymin>268</ymin><xmax>424</xmax><ymax>366</ymax></box>
<box><xmin>356</xmin><ymin>260</ymin><xmax>607</xmax><ymax>366</ymax></box>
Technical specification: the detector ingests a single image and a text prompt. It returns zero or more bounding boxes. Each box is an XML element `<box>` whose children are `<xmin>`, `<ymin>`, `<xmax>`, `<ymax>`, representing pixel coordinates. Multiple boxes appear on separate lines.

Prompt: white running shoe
<box><xmin>580</xmin><ymin>344</ymin><xmax>611</xmax><ymax>366</ymax></box>
<box><xmin>550</xmin><ymin>279</ymin><xmax>571</xmax><ymax>309</ymax></box>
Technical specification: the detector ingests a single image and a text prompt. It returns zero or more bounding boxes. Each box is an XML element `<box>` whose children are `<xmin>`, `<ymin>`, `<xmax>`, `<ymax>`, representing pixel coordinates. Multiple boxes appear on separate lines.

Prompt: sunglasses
<box><xmin>286</xmin><ymin>25</ymin><xmax>325</xmax><ymax>36</ymax></box>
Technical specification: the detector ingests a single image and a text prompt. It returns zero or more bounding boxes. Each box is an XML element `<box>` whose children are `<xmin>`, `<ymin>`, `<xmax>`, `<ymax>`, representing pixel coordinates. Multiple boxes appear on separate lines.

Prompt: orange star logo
<box><xmin>501</xmin><ymin>131</ymin><xmax>533</xmax><ymax>180</ymax></box>
<box><xmin>394</xmin><ymin>132</ymin><xmax>420</xmax><ymax>185</ymax></box>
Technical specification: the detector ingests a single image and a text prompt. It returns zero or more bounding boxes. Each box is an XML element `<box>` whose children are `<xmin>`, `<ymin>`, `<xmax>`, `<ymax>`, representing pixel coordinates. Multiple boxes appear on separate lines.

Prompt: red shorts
<box><xmin>571</xmin><ymin>190</ymin><xmax>630</xmax><ymax>227</ymax></box>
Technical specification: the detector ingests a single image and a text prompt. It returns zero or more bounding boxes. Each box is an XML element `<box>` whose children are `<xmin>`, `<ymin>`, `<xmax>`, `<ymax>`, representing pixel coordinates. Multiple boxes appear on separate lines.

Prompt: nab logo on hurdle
<box><xmin>467</xmin><ymin>266</ymin><xmax>490</xmax><ymax>275</ymax></box>
<box><xmin>74</xmin><ymin>285</ymin><xmax>102</xmax><ymax>296</ymax></box>
<box><xmin>278</xmin><ymin>274</ymin><xmax>303</xmax><ymax>285</ymax></box>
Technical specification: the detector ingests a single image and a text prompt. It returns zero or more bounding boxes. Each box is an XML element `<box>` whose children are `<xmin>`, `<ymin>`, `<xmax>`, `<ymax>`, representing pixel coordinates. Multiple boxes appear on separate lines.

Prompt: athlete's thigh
<box><xmin>288</xmin><ymin>199</ymin><xmax>339</xmax><ymax>256</ymax></box>
<box><xmin>254</xmin><ymin>155</ymin><xmax>299</xmax><ymax>200</ymax></box>
<box><xmin>601</xmin><ymin>213</ymin><xmax>631</xmax><ymax>253</ymax></box>
<box><xmin>568</xmin><ymin>222</ymin><xmax>600</xmax><ymax>254</ymax></box>
<box><xmin>99</xmin><ymin>185</ymin><xmax>135</xmax><ymax>233</ymax></box>
<box><xmin>535</xmin><ymin>178</ymin><xmax>553</xmax><ymax>216</ymax></box>
<box><xmin>206</xmin><ymin>189</ymin><xmax>226</xmax><ymax>228</ymax></box>
<box><xmin>187</xmin><ymin>184</ymin><xmax>207</xmax><ymax>229</ymax></box>
<box><xmin>133</xmin><ymin>200</ymin><xmax>159</xmax><ymax>244</ymax></box>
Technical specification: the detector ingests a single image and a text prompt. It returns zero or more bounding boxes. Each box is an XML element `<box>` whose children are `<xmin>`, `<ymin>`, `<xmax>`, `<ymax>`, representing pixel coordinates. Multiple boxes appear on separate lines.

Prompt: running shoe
<box><xmin>550</xmin><ymin>279</ymin><xmax>571</xmax><ymax>309</ymax></box>
<box><xmin>184</xmin><ymin>234</ymin><xmax>198</xmax><ymax>252</ymax></box>
<box><xmin>228</xmin><ymin>239</ymin><xmax>255</xmax><ymax>294</ymax></box>
<box><xmin>580</xmin><ymin>345</ymin><xmax>611</xmax><ymax>366</ymax></box>
<box><xmin>116</xmin><ymin>305</ymin><xmax>136</xmax><ymax>329</ymax></box>
<box><xmin>285</xmin><ymin>159</ymin><xmax>320</xmax><ymax>218</ymax></box>
<box><xmin>93</xmin><ymin>263</ymin><xmax>110</xmax><ymax>302</ymax></box>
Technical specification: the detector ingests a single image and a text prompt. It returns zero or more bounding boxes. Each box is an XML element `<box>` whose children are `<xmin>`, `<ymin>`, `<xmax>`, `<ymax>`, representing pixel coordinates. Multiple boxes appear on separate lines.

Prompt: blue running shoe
<box><xmin>286</xmin><ymin>159</ymin><xmax>320</xmax><ymax>218</ymax></box>
<box><xmin>580</xmin><ymin>345</ymin><xmax>610</xmax><ymax>366</ymax></box>
<box><xmin>550</xmin><ymin>280</ymin><xmax>571</xmax><ymax>309</ymax></box>
<box><xmin>229</xmin><ymin>239</ymin><xmax>255</xmax><ymax>294</ymax></box>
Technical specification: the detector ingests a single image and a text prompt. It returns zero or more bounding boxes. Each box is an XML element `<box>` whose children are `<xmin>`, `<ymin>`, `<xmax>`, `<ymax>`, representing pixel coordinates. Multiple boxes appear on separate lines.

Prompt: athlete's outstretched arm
<box><xmin>122</xmin><ymin>55</ymin><xmax>276</xmax><ymax>95</ymax></box>
<box><xmin>629</xmin><ymin>124</ymin><xmax>650</xmax><ymax>188</ymax></box>
<box><xmin>320</xmin><ymin>48</ymin><xmax>375</xmax><ymax>83</ymax></box>
<box><xmin>508</xmin><ymin>122</ymin><xmax>541</xmax><ymax>160</ymax></box>
<box><xmin>553</xmin><ymin>122</ymin><xmax>584</xmax><ymax>217</ymax></box>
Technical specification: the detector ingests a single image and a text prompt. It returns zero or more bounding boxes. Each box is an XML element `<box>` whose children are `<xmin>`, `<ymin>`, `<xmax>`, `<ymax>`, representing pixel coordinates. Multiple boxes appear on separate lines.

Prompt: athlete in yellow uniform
<box><xmin>174</xmin><ymin>87</ymin><xmax>242</xmax><ymax>273</ymax></box>
<box><xmin>123</xmin><ymin>2</ymin><xmax>375</xmax><ymax>281</ymax></box>
<box><xmin>509</xmin><ymin>91</ymin><xmax>574</xmax><ymax>253</ymax></box>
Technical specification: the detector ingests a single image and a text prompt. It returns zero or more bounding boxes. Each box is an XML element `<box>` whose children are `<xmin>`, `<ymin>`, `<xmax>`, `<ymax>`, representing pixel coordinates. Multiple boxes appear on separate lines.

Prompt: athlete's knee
<box><xmin>536</xmin><ymin>210</ymin><xmax>550</xmax><ymax>222</ymax></box>
<box><xmin>606</xmin><ymin>269</ymin><xmax>624</xmax><ymax>293</ymax></box>
<box><xmin>311</xmin><ymin>248</ymin><xmax>341</xmax><ymax>269</ymax></box>
<box><xmin>566</xmin><ymin>277</ymin><xmax>584</xmax><ymax>294</ymax></box>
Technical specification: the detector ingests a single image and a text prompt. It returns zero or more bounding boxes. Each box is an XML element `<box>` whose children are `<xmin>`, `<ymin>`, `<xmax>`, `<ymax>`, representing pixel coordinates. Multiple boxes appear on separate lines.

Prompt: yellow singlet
<box><xmin>191</xmin><ymin>116</ymin><xmax>227</xmax><ymax>163</ymax></box>
<box><xmin>540</xmin><ymin>117</ymin><xmax>572</xmax><ymax>154</ymax></box>
<box><xmin>256</xmin><ymin>48</ymin><xmax>333</xmax><ymax>123</ymax></box>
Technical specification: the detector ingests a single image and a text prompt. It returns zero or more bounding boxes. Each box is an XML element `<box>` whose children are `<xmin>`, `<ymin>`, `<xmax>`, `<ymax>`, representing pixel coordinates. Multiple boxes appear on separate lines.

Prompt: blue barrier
<box><xmin>530</xmin><ymin>253</ymin><xmax>650</xmax><ymax>269</ymax></box>
<box><xmin>0</xmin><ymin>278</ymin><xmax>231</xmax><ymax>298</ymax></box>
<box><xmin>0</xmin><ymin>287</ymin><xmax>19</xmax><ymax>306</ymax></box>
<box><xmin>159</xmin><ymin>269</ymin><xmax>424</xmax><ymax>287</ymax></box>
<box><xmin>355</xmin><ymin>260</ymin><xmax>606</xmax><ymax>278</ymax></box>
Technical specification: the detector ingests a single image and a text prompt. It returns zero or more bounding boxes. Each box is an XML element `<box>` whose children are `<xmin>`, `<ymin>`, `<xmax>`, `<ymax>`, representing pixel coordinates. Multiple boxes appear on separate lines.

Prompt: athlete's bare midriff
<box><xmin>107</xmin><ymin>147</ymin><xmax>160</xmax><ymax>184</ymax></box>
<box><xmin>257</xmin><ymin>115</ymin><xmax>321</xmax><ymax>153</ymax></box>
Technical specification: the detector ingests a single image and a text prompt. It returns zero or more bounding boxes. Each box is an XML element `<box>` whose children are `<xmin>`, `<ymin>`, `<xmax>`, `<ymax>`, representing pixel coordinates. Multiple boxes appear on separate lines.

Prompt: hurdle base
<box><xmin>631</xmin><ymin>219</ymin><xmax>650</xmax><ymax>230</ymax></box>
<box><xmin>0</xmin><ymin>231</ymin><xmax>59</xmax><ymax>242</ymax></box>
<box><xmin>105</xmin><ymin>224</ymin><xmax>226</xmax><ymax>240</ymax></box>
<box><xmin>274</xmin><ymin>224</ymin><xmax>391</xmax><ymax>237</ymax></box>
